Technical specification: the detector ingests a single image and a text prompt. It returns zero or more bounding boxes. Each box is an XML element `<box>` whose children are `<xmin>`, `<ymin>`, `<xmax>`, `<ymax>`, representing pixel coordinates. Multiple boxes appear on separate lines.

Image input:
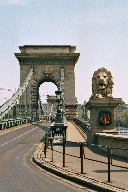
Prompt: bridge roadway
<box><xmin>0</xmin><ymin>123</ymin><xmax>97</xmax><ymax>192</ymax></box>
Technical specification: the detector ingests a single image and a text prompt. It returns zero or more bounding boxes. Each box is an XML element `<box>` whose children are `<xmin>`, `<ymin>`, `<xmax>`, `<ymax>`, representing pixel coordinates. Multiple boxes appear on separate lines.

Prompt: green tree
<box><xmin>124</xmin><ymin>109</ymin><xmax>128</xmax><ymax>127</ymax></box>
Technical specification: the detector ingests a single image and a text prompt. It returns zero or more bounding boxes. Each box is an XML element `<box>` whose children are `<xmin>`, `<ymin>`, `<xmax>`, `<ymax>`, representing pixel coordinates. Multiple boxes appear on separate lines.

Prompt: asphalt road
<box><xmin>0</xmin><ymin>123</ymin><xmax>97</xmax><ymax>192</ymax></box>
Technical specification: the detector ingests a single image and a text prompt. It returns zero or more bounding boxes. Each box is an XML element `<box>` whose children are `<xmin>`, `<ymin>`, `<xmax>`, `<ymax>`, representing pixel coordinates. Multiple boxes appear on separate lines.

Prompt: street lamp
<box><xmin>50</xmin><ymin>89</ymin><xmax>67</xmax><ymax>143</ymax></box>
<box><xmin>55</xmin><ymin>90</ymin><xmax>63</xmax><ymax>123</ymax></box>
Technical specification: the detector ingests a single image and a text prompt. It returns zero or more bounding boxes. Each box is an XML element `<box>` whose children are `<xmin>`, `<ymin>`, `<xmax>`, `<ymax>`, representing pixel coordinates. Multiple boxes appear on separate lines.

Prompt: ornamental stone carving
<box><xmin>43</xmin><ymin>66</ymin><xmax>52</xmax><ymax>74</ymax></box>
<box><xmin>91</xmin><ymin>67</ymin><xmax>114</xmax><ymax>99</ymax></box>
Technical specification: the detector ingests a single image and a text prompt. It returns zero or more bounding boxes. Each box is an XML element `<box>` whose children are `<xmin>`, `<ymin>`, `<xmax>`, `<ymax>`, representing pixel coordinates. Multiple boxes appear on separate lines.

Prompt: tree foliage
<box><xmin>124</xmin><ymin>109</ymin><xmax>128</xmax><ymax>127</ymax></box>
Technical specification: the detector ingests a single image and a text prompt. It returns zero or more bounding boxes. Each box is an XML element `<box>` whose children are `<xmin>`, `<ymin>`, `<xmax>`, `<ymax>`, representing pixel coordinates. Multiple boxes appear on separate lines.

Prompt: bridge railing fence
<box><xmin>44</xmin><ymin>136</ymin><xmax>128</xmax><ymax>183</ymax></box>
<box><xmin>73</xmin><ymin>118</ymin><xmax>90</xmax><ymax>133</ymax></box>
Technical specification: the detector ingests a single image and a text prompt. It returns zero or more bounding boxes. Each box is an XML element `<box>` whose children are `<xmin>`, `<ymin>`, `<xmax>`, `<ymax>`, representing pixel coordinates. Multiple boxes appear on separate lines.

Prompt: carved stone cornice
<box><xmin>14</xmin><ymin>53</ymin><xmax>80</xmax><ymax>65</ymax></box>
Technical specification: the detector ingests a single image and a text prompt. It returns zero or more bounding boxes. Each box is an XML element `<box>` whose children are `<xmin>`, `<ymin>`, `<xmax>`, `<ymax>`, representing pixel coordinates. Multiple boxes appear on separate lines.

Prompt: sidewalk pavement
<box><xmin>33</xmin><ymin>121</ymin><xmax>128</xmax><ymax>192</ymax></box>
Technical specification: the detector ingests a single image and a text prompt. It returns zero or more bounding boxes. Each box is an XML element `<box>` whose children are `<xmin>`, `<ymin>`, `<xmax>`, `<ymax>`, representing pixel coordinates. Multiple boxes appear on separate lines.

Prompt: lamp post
<box><xmin>55</xmin><ymin>90</ymin><xmax>63</xmax><ymax>123</ymax></box>
<box><xmin>50</xmin><ymin>89</ymin><xmax>67</xmax><ymax>143</ymax></box>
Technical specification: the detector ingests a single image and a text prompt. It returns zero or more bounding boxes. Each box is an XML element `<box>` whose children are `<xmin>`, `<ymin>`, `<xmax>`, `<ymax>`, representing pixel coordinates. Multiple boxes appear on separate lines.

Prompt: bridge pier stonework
<box><xmin>15</xmin><ymin>45</ymin><xmax>80</xmax><ymax>121</ymax></box>
<box><xmin>85</xmin><ymin>67</ymin><xmax>121</xmax><ymax>144</ymax></box>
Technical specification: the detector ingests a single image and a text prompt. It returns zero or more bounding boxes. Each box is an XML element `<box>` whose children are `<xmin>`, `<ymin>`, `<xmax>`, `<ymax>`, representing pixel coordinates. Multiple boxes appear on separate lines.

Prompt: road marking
<box><xmin>0</xmin><ymin>127</ymin><xmax>38</xmax><ymax>147</ymax></box>
<box><xmin>0</xmin><ymin>124</ymin><xmax>32</xmax><ymax>136</ymax></box>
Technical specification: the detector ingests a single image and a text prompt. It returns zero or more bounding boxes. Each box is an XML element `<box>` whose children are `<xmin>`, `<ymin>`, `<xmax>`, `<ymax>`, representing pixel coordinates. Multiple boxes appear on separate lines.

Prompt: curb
<box><xmin>32</xmin><ymin>144</ymin><xmax>127</xmax><ymax>192</ymax></box>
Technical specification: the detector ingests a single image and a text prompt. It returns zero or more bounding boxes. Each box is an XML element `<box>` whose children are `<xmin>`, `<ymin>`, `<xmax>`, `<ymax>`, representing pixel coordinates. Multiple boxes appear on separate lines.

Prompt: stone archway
<box><xmin>15</xmin><ymin>45</ymin><xmax>80</xmax><ymax>120</ymax></box>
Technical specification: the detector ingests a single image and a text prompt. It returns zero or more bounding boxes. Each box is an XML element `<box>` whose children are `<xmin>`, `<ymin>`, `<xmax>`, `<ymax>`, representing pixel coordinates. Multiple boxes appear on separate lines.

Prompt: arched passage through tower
<box><xmin>39</xmin><ymin>82</ymin><xmax>57</xmax><ymax>103</ymax></box>
<box><xmin>37</xmin><ymin>82</ymin><xmax>58</xmax><ymax>120</ymax></box>
<box><xmin>15</xmin><ymin>45</ymin><xmax>80</xmax><ymax>120</ymax></box>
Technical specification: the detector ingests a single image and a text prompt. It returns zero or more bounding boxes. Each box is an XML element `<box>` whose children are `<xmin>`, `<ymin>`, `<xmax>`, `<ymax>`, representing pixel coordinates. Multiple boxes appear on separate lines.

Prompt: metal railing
<box><xmin>43</xmin><ymin>135</ymin><xmax>128</xmax><ymax>183</ymax></box>
<box><xmin>73</xmin><ymin>118</ymin><xmax>89</xmax><ymax>133</ymax></box>
<box><xmin>0</xmin><ymin>117</ymin><xmax>31</xmax><ymax>130</ymax></box>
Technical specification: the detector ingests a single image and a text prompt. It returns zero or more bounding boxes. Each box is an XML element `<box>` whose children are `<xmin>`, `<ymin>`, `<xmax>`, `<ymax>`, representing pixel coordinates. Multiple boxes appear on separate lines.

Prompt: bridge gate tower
<box><xmin>15</xmin><ymin>45</ymin><xmax>80</xmax><ymax>121</ymax></box>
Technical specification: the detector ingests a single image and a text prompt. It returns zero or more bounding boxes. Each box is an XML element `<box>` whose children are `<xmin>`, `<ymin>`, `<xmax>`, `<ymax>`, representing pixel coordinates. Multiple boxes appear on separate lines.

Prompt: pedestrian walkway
<box><xmin>33</xmin><ymin>122</ymin><xmax>128</xmax><ymax>192</ymax></box>
<box><xmin>66</xmin><ymin>121</ymin><xmax>86</xmax><ymax>142</ymax></box>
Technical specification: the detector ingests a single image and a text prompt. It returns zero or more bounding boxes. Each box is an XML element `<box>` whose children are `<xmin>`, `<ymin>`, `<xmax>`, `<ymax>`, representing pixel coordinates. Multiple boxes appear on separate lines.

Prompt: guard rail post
<box><xmin>46</xmin><ymin>132</ymin><xmax>49</xmax><ymax>149</ymax></box>
<box><xmin>63</xmin><ymin>138</ymin><xmax>66</xmax><ymax>167</ymax></box>
<box><xmin>110</xmin><ymin>148</ymin><xmax>112</xmax><ymax>165</ymax></box>
<box><xmin>44</xmin><ymin>135</ymin><xmax>46</xmax><ymax>157</ymax></box>
<box><xmin>107</xmin><ymin>146</ymin><xmax>110</xmax><ymax>182</ymax></box>
<box><xmin>51</xmin><ymin>138</ymin><xmax>54</xmax><ymax>162</ymax></box>
<box><xmin>80</xmin><ymin>142</ymin><xmax>84</xmax><ymax>174</ymax></box>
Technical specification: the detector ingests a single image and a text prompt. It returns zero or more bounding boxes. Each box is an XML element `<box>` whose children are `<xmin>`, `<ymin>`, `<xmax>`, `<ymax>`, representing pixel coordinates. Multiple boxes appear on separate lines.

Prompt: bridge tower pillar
<box><xmin>15</xmin><ymin>45</ymin><xmax>80</xmax><ymax>121</ymax></box>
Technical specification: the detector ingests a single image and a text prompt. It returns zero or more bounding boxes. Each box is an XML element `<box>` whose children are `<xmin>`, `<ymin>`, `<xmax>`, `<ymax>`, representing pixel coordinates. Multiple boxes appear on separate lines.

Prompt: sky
<box><xmin>0</xmin><ymin>0</ymin><xmax>128</xmax><ymax>105</ymax></box>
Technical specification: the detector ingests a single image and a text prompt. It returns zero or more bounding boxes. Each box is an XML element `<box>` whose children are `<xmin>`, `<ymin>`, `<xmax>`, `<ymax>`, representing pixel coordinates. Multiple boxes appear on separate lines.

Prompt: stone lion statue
<box><xmin>91</xmin><ymin>67</ymin><xmax>114</xmax><ymax>99</ymax></box>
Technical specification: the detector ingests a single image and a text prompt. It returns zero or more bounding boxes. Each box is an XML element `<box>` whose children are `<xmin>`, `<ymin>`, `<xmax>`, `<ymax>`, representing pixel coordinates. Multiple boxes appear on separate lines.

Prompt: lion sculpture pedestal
<box><xmin>85</xmin><ymin>68</ymin><xmax>121</xmax><ymax>144</ymax></box>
